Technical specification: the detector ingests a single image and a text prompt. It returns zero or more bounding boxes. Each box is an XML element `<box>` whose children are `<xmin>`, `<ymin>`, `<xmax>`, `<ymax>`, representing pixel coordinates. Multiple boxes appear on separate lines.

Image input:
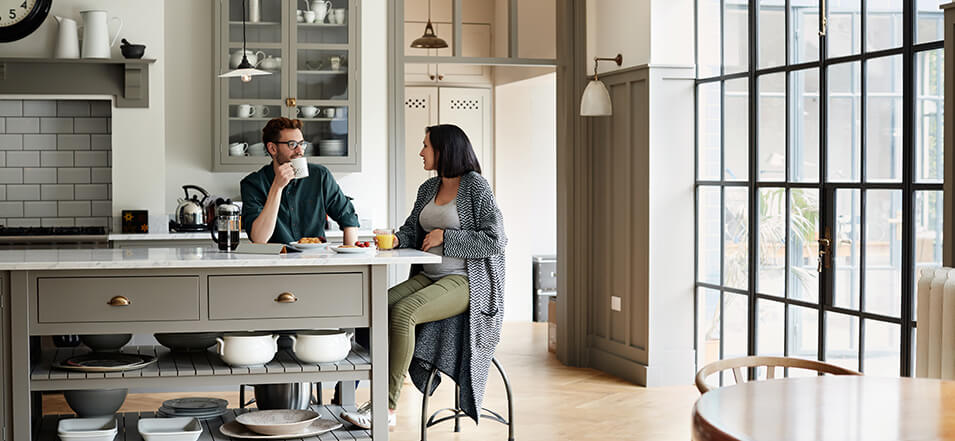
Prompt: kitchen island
<box><xmin>0</xmin><ymin>247</ymin><xmax>439</xmax><ymax>441</ymax></box>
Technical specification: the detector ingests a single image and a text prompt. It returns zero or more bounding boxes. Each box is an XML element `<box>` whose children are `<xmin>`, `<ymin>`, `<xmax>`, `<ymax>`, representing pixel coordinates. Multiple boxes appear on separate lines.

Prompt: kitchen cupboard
<box><xmin>403</xmin><ymin>86</ymin><xmax>493</xmax><ymax>212</ymax></box>
<box><xmin>404</xmin><ymin>22</ymin><xmax>492</xmax><ymax>85</ymax></box>
<box><xmin>213</xmin><ymin>0</ymin><xmax>360</xmax><ymax>172</ymax></box>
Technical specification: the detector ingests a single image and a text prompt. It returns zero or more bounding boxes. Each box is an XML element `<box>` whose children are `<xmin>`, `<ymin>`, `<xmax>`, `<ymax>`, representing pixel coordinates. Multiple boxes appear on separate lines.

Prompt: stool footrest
<box><xmin>426</xmin><ymin>408</ymin><xmax>510</xmax><ymax>427</ymax></box>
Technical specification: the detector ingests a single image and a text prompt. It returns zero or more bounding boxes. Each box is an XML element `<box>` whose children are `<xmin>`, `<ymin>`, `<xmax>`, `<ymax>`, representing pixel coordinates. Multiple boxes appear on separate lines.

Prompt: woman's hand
<box><xmin>421</xmin><ymin>229</ymin><xmax>444</xmax><ymax>251</ymax></box>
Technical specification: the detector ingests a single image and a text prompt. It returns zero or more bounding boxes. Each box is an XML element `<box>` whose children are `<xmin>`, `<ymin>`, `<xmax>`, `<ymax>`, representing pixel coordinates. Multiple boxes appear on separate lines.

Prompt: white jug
<box><xmin>310</xmin><ymin>0</ymin><xmax>332</xmax><ymax>22</ymax></box>
<box><xmin>81</xmin><ymin>10</ymin><xmax>123</xmax><ymax>59</ymax></box>
<box><xmin>53</xmin><ymin>16</ymin><xmax>79</xmax><ymax>59</ymax></box>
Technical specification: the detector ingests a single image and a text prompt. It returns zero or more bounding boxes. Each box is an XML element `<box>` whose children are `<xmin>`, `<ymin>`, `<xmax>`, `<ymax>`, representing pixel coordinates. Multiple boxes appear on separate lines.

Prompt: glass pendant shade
<box><xmin>580</xmin><ymin>79</ymin><xmax>612</xmax><ymax>116</ymax></box>
<box><xmin>411</xmin><ymin>20</ymin><xmax>448</xmax><ymax>49</ymax></box>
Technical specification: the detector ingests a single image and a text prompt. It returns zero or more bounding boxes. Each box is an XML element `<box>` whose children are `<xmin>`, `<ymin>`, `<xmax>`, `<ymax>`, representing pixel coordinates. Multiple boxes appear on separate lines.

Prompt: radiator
<box><xmin>916</xmin><ymin>267</ymin><xmax>955</xmax><ymax>379</ymax></box>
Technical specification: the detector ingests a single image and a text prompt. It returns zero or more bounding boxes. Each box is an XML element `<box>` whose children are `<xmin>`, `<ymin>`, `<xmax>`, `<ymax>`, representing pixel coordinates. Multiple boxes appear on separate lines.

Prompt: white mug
<box><xmin>237</xmin><ymin>104</ymin><xmax>255</xmax><ymax>118</ymax></box>
<box><xmin>332</xmin><ymin>9</ymin><xmax>345</xmax><ymax>24</ymax></box>
<box><xmin>304</xmin><ymin>10</ymin><xmax>316</xmax><ymax>23</ymax></box>
<box><xmin>299</xmin><ymin>105</ymin><xmax>319</xmax><ymax>118</ymax></box>
<box><xmin>323</xmin><ymin>107</ymin><xmax>336</xmax><ymax>118</ymax></box>
<box><xmin>329</xmin><ymin>56</ymin><xmax>341</xmax><ymax>71</ymax></box>
<box><xmin>229</xmin><ymin>142</ymin><xmax>248</xmax><ymax>156</ymax></box>
<box><xmin>249</xmin><ymin>142</ymin><xmax>267</xmax><ymax>156</ymax></box>
<box><xmin>253</xmin><ymin>104</ymin><xmax>270</xmax><ymax>117</ymax></box>
<box><xmin>290</xmin><ymin>157</ymin><xmax>309</xmax><ymax>178</ymax></box>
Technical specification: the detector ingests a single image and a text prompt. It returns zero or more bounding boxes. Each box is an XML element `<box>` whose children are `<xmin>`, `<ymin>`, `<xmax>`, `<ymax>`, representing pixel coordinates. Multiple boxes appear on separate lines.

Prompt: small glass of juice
<box><xmin>374</xmin><ymin>228</ymin><xmax>396</xmax><ymax>250</ymax></box>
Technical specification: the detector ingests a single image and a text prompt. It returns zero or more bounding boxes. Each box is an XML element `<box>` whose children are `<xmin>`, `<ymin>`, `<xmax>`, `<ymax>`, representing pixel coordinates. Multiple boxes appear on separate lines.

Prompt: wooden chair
<box><xmin>695</xmin><ymin>356</ymin><xmax>861</xmax><ymax>394</ymax></box>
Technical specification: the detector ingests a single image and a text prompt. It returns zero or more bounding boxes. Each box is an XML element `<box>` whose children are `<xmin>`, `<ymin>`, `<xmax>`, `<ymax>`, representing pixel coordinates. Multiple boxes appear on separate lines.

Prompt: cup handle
<box><xmin>272</xmin><ymin>334</ymin><xmax>280</xmax><ymax>352</ymax></box>
<box><xmin>249</xmin><ymin>106</ymin><xmax>257</xmax><ymax>117</ymax></box>
<box><xmin>242</xmin><ymin>142</ymin><xmax>249</xmax><ymax>152</ymax></box>
<box><xmin>109</xmin><ymin>17</ymin><xmax>124</xmax><ymax>48</ymax></box>
<box><xmin>289</xmin><ymin>335</ymin><xmax>298</xmax><ymax>353</ymax></box>
<box><xmin>254</xmin><ymin>51</ymin><xmax>266</xmax><ymax>67</ymax></box>
<box><xmin>262</xmin><ymin>107</ymin><xmax>270</xmax><ymax>116</ymax></box>
<box><xmin>215</xmin><ymin>337</ymin><xmax>225</xmax><ymax>357</ymax></box>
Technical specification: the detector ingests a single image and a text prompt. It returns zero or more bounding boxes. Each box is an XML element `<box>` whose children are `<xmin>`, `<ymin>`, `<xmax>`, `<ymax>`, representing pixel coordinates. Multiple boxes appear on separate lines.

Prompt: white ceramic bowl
<box><xmin>215</xmin><ymin>332</ymin><xmax>278</xmax><ymax>367</ymax></box>
<box><xmin>138</xmin><ymin>417</ymin><xmax>202</xmax><ymax>441</ymax></box>
<box><xmin>235</xmin><ymin>409</ymin><xmax>320</xmax><ymax>436</ymax></box>
<box><xmin>290</xmin><ymin>329</ymin><xmax>353</xmax><ymax>363</ymax></box>
<box><xmin>57</xmin><ymin>416</ymin><xmax>117</xmax><ymax>441</ymax></box>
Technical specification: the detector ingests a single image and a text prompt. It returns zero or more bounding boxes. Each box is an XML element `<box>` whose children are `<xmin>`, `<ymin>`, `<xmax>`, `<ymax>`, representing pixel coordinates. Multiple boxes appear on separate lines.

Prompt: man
<box><xmin>240</xmin><ymin>117</ymin><xmax>359</xmax><ymax>245</ymax></box>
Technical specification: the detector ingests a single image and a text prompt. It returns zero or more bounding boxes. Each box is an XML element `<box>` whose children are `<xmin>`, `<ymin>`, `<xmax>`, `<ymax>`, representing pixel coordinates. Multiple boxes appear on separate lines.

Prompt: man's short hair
<box><xmin>262</xmin><ymin>117</ymin><xmax>303</xmax><ymax>145</ymax></box>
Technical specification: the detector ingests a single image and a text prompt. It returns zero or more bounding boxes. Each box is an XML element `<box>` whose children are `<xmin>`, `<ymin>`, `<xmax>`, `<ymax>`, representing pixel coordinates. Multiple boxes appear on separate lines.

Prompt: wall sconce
<box><xmin>580</xmin><ymin>54</ymin><xmax>623</xmax><ymax>116</ymax></box>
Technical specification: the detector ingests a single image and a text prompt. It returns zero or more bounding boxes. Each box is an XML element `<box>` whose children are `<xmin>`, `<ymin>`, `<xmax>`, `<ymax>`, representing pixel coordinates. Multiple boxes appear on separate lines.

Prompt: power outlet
<box><xmin>611</xmin><ymin>296</ymin><xmax>622</xmax><ymax>312</ymax></box>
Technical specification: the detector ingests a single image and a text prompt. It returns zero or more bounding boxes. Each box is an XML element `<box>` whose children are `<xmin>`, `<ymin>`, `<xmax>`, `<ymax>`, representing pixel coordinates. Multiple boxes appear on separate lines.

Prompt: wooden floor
<box><xmin>43</xmin><ymin>322</ymin><xmax>700</xmax><ymax>440</ymax></box>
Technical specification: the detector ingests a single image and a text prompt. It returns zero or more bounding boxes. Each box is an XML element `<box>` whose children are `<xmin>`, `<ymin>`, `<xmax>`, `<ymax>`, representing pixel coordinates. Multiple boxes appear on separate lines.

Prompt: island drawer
<box><xmin>208</xmin><ymin>273</ymin><xmax>364</xmax><ymax>320</ymax></box>
<box><xmin>37</xmin><ymin>276</ymin><xmax>201</xmax><ymax>323</ymax></box>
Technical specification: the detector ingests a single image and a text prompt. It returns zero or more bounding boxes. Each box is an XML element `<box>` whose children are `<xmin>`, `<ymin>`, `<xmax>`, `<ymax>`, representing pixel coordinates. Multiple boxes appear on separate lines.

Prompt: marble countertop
<box><xmin>108</xmin><ymin>230</ymin><xmax>376</xmax><ymax>241</ymax></box>
<box><xmin>0</xmin><ymin>247</ymin><xmax>439</xmax><ymax>270</ymax></box>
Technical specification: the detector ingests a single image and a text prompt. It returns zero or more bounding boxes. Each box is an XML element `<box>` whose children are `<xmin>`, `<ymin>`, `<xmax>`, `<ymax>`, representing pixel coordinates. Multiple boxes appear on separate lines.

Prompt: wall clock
<box><xmin>0</xmin><ymin>0</ymin><xmax>52</xmax><ymax>43</ymax></box>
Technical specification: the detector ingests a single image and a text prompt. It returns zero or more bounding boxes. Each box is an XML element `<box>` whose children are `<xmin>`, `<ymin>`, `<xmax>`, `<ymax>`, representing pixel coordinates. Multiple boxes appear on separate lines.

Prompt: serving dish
<box><xmin>57</xmin><ymin>416</ymin><xmax>117</xmax><ymax>441</ymax></box>
<box><xmin>218</xmin><ymin>419</ymin><xmax>341</xmax><ymax>439</ymax></box>
<box><xmin>235</xmin><ymin>409</ymin><xmax>320</xmax><ymax>435</ymax></box>
<box><xmin>138</xmin><ymin>417</ymin><xmax>203</xmax><ymax>441</ymax></box>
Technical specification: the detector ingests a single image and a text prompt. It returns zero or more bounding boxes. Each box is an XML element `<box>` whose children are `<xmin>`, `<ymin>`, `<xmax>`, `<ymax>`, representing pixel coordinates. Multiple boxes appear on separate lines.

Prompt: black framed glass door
<box><xmin>695</xmin><ymin>0</ymin><xmax>945</xmax><ymax>379</ymax></box>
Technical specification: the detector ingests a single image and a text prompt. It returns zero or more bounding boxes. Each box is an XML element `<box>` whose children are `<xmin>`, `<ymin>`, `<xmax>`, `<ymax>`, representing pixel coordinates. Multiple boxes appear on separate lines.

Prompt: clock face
<box><xmin>0</xmin><ymin>0</ymin><xmax>36</xmax><ymax>27</ymax></box>
<box><xmin>0</xmin><ymin>0</ymin><xmax>50</xmax><ymax>43</ymax></box>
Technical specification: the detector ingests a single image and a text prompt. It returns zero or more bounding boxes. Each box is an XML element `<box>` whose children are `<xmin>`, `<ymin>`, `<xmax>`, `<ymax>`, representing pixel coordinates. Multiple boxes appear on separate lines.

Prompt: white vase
<box><xmin>248</xmin><ymin>0</ymin><xmax>261</xmax><ymax>23</ymax></box>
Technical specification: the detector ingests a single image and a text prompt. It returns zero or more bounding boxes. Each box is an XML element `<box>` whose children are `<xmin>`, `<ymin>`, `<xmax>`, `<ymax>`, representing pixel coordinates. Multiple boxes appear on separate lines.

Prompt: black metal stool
<box><xmin>420</xmin><ymin>357</ymin><xmax>515</xmax><ymax>441</ymax></box>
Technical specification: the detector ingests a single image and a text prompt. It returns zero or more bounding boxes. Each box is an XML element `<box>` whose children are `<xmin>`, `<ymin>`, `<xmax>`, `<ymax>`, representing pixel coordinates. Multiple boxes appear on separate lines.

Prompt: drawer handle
<box><xmin>107</xmin><ymin>296</ymin><xmax>131</xmax><ymax>307</ymax></box>
<box><xmin>275</xmin><ymin>292</ymin><xmax>298</xmax><ymax>303</ymax></box>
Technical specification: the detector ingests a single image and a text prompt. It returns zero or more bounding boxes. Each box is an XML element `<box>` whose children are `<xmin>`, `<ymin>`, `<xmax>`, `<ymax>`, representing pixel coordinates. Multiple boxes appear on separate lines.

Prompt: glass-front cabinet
<box><xmin>214</xmin><ymin>0</ymin><xmax>360</xmax><ymax>172</ymax></box>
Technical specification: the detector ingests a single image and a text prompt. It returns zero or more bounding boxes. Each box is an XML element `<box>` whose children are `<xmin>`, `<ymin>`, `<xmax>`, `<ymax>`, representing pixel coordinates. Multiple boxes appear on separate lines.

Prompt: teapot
<box><xmin>230</xmin><ymin>49</ymin><xmax>266</xmax><ymax>69</ymax></box>
<box><xmin>259</xmin><ymin>55</ymin><xmax>282</xmax><ymax>71</ymax></box>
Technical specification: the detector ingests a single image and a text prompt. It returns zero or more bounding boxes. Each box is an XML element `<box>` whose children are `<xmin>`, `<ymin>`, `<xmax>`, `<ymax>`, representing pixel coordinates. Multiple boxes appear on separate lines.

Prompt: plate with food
<box><xmin>331</xmin><ymin>242</ymin><xmax>376</xmax><ymax>254</ymax></box>
<box><xmin>289</xmin><ymin>237</ymin><xmax>328</xmax><ymax>250</ymax></box>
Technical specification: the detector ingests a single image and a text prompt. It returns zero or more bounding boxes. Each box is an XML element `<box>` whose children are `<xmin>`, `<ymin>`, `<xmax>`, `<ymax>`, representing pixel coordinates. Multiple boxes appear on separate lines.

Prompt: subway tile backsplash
<box><xmin>0</xmin><ymin>100</ymin><xmax>111</xmax><ymax>230</ymax></box>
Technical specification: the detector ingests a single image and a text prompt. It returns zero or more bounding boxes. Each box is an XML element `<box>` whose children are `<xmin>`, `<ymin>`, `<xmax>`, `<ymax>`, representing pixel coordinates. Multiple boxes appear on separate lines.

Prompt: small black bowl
<box><xmin>121</xmin><ymin>44</ymin><xmax>145</xmax><ymax>59</ymax></box>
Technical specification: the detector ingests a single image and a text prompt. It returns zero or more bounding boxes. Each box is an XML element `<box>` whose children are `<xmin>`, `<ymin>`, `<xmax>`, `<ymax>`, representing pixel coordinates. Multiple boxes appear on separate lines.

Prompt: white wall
<box><xmin>586</xmin><ymin>0</ymin><xmax>650</xmax><ymax>71</ymax></box>
<box><xmin>649</xmin><ymin>0</ymin><xmax>695</xmax><ymax>66</ymax></box>
<box><xmin>0</xmin><ymin>0</ymin><xmax>167</xmax><ymax>223</ymax></box>
<box><xmin>495</xmin><ymin>73</ymin><xmax>557</xmax><ymax>321</ymax></box>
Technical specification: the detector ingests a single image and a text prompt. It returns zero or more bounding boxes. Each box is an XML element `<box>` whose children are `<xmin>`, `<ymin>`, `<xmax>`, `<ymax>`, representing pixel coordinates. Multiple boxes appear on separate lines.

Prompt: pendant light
<box><xmin>220</xmin><ymin>0</ymin><xmax>271</xmax><ymax>83</ymax></box>
<box><xmin>580</xmin><ymin>54</ymin><xmax>623</xmax><ymax>116</ymax></box>
<box><xmin>410</xmin><ymin>0</ymin><xmax>448</xmax><ymax>49</ymax></box>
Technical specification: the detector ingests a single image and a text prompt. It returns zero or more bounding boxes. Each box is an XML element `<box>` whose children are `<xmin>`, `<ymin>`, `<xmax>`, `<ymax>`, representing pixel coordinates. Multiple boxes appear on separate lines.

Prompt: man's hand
<box><xmin>272</xmin><ymin>162</ymin><xmax>296</xmax><ymax>190</ymax></box>
<box><xmin>421</xmin><ymin>229</ymin><xmax>444</xmax><ymax>251</ymax></box>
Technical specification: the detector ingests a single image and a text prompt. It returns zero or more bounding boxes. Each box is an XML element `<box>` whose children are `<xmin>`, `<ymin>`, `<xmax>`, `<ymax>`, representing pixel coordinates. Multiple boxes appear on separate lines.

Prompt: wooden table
<box><xmin>693</xmin><ymin>376</ymin><xmax>955</xmax><ymax>441</ymax></box>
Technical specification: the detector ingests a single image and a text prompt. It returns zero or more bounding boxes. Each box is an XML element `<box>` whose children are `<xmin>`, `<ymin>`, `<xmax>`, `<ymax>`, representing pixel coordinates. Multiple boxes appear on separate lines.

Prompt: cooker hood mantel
<box><xmin>0</xmin><ymin>57</ymin><xmax>155</xmax><ymax>108</ymax></box>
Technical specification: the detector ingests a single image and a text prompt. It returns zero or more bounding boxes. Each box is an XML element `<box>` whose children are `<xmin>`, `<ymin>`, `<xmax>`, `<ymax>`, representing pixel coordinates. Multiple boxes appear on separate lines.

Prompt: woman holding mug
<box><xmin>341</xmin><ymin>124</ymin><xmax>507</xmax><ymax>429</ymax></box>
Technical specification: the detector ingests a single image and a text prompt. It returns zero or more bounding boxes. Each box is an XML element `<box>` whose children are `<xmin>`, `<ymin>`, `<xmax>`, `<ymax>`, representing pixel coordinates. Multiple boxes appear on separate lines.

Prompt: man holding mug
<box><xmin>240</xmin><ymin>117</ymin><xmax>359</xmax><ymax>245</ymax></box>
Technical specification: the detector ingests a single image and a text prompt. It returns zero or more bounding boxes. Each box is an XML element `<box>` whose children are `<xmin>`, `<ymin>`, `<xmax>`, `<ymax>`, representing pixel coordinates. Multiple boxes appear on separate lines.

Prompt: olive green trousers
<box><xmin>387</xmin><ymin>273</ymin><xmax>469</xmax><ymax>409</ymax></box>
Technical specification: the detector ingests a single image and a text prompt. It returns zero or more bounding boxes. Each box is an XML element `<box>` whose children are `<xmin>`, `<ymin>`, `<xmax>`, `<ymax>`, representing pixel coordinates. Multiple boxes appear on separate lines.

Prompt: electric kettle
<box><xmin>172</xmin><ymin>185</ymin><xmax>210</xmax><ymax>232</ymax></box>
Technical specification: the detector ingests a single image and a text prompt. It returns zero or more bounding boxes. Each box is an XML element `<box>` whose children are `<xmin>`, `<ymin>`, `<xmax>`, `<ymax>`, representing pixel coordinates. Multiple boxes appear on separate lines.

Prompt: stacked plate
<box><xmin>158</xmin><ymin>397</ymin><xmax>229</xmax><ymax>420</ymax></box>
<box><xmin>318</xmin><ymin>139</ymin><xmax>346</xmax><ymax>156</ymax></box>
<box><xmin>54</xmin><ymin>353</ymin><xmax>157</xmax><ymax>373</ymax></box>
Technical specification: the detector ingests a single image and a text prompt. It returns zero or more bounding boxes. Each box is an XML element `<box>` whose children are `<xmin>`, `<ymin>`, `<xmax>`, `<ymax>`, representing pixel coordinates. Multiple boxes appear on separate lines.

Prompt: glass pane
<box><xmin>790</xmin><ymin>0</ymin><xmax>819</xmax><ymax>64</ymax></box>
<box><xmin>296</xmin><ymin>49</ymin><xmax>349</xmax><ymax>101</ymax></box>
<box><xmin>759</xmin><ymin>0</ymin><xmax>786</xmax><ymax>68</ymax></box>
<box><xmin>826</xmin><ymin>312</ymin><xmax>860</xmax><ymax>371</ymax></box>
<box><xmin>758</xmin><ymin>188</ymin><xmax>786</xmax><ymax>296</ymax></box>
<box><xmin>725</xmin><ymin>292</ymin><xmax>749</xmax><ymax>360</ymax></box>
<box><xmin>866</xmin><ymin>55</ymin><xmax>903</xmax><ymax>182</ymax></box>
<box><xmin>758</xmin><ymin>299</ymin><xmax>785</xmax><ymax>355</ymax></box>
<box><xmin>789</xmin><ymin>189</ymin><xmax>819</xmax><ymax>303</ymax></box>
<box><xmin>828</xmin><ymin>0</ymin><xmax>861</xmax><ymax>59</ymax></box>
<box><xmin>759</xmin><ymin>73</ymin><xmax>786</xmax><ymax>181</ymax></box>
<box><xmin>725</xmin><ymin>188</ymin><xmax>750</xmax><ymax>290</ymax></box>
<box><xmin>724</xmin><ymin>0</ymin><xmax>749</xmax><ymax>74</ymax></box>
<box><xmin>788</xmin><ymin>305</ymin><xmax>819</xmax><ymax>360</ymax></box>
<box><xmin>228</xmin><ymin>47</ymin><xmax>284</xmax><ymax>100</ymax></box>
<box><xmin>791</xmin><ymin>68</ymin><xmax>820</xmax><ymax>182</ymax></box>
<box><xmin>698</xmin><ymin>82</ymin><xmax>722</xmax><ymax>181</ymax></box>
<box><xmin>828</xmin><ymin>61</ymin><xmax>861</xmax><ymax>182</ymax></box>
<box><xmin>917</xmin><ymin>0</ymin><xmax>945</xmax><ymax>43</ymax></box>
<box><xmin>864</xmin><ymin>319</ymin><xmax>901</xmax><ymax>376</ymax></box>
<box><xmin>698</xmin><ymin>287</ymin><xmax>722</xmax><ymax>368</ymax></box>
<box><xmin>865</xmin><ymin>190</ymin><xmax>903</xmax><ymax>317</ymax></box>
<box><xmin>915</xmin><ymin>191</ymin><xmax>944</xmax><ymax>287</ymax></box>
<box><xmin>229</xmin><ymin>0</ymin><xmax>283</xmax><ymax>44</ymax></box>
<box><xmin>834</xmin><ymin>189</ymin><xmax>862</xmax><ymax>310</ymax></box>
<box><xmin>300</xmin><ymin>108</ymin><xmax>349</xmax><ymax>157</ymax></box>
<box><xmin>917</xmin><ymin>49</ymin><xmax>944</xmax><ymax>183</ymax></box>
<box><xmin>867</xmin><ymin>0</ymin><xmax>903</xmax><ymax>52</ymax></box>
<box><xmin>725</xmin><ymin>79</ymin><xmax>749</xmax><ymax>181</ymax></box>
<box><xmin>698</xmin><ymin>186</ymin><xmax>722</xmax><ymax>285</ymax></box>
<box><xmin>698</xmin><ymin>0</ymin><xmax>722</xmax><ymax>78</ymax></box>
<box><xmin>296</xmin><ymin>0</ymin><xmax>350</xmax><ymax>44</ymax></box>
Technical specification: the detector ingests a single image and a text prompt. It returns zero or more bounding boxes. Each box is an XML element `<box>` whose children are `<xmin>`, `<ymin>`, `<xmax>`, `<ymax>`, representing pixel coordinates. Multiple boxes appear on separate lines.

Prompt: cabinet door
<box><xmin>218</xmin><ymin>0</ymin><xmax>288</xmax><ymax>169</ymax></box>
<box><xmin>436</xmin><ymin>23</ymin><xmax>491</xmax><ymax>85</ymax></box>
<box><xmin>438</xmin><ymin>88</ymin><xmax>493</xmax><ymax>186</ymax></box>
<box><xmin>403</xmin><ymin>87</ymin><xmax>439</xmax><ymax>215</ymax></box>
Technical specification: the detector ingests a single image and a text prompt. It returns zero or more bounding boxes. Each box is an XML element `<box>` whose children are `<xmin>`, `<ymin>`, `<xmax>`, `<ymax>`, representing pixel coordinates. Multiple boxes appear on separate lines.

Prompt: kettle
<box><xmin>210</xmin><ymin>198</ymin><xmax>241</xmax><ymax>251</ymax></box>
<box><xmin>172</xmin><ymin>185</ymin><xmax>210</xmax><ymax>232</ymax></box>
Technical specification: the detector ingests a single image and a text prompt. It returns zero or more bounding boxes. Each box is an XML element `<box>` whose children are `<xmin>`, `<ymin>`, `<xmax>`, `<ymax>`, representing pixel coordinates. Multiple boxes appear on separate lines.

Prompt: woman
<box><xmin>341</xmin><ymin>124</ymin><xmax>507</xmax><ymax>429</ymax></box>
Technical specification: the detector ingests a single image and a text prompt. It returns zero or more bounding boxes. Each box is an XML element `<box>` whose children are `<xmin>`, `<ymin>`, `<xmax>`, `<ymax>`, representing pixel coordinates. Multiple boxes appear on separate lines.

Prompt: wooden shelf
<box><xmin>38</xmin><ymin>406</ymin><xmax>371</xmax><ymax>441</ymax></box>
<box><xmin>297</xmin><ymin>70</ymin><xmax>348</xmax><ymax>75</ymax></box>
<box><xmin>0</xmin><ymin>57</ymin><xmax>156</xmax><ymax>108</ymax></box>
<box><xmin>31</xmin><ymin>345</ymin><xmax>371</xmax><ymax>391</ymax></box>
<box><xmin>297</xmin><ymin>22</ymin><xmax>348</xmax><ymax>27</ymax></box>
<box><xmin>229</xmin><ymin>21</ymin><xmax>281</xmax><ymax>26</ymax></box>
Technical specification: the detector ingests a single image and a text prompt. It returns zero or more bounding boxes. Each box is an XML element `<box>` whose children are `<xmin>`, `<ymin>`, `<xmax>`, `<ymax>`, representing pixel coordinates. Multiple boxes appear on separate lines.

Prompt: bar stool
<box><xmin>420</xmin><ymin>357</ymin><xmax>515</xmax><ymax>441</ymax></box>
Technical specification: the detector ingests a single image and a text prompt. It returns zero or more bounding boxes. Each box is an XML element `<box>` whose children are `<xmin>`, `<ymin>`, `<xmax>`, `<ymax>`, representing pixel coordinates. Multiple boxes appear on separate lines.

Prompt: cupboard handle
<box><xmin>438</xmin><ymin>75</ymin><xmax>444</xmax><ymax>80</ymax></box>
<box><xmin>275</xmin><ymin>292</ymin><xmax>298</xmax><ymax>303</ymax></box>
<box><xmin>429</xmin><ymin>74</ymin><xmax>436</xmax><ymax>80</ymax></box>
<box><xmin>107</xmin><ymin>296</ymin><xmax>131</xmax><ymax>307</ymax></box>
<box><xmin>286</xmin><ymin>97</ymin><xmax>297</xmax><ymax>107</ymax></box>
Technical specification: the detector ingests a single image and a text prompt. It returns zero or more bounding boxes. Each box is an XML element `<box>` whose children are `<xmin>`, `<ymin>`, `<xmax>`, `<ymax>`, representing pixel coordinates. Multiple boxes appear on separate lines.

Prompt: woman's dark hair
<box><xmin>426</xmin><ymin>124</ymin><xmax>482</xmax><ymax>177</ymax></box>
